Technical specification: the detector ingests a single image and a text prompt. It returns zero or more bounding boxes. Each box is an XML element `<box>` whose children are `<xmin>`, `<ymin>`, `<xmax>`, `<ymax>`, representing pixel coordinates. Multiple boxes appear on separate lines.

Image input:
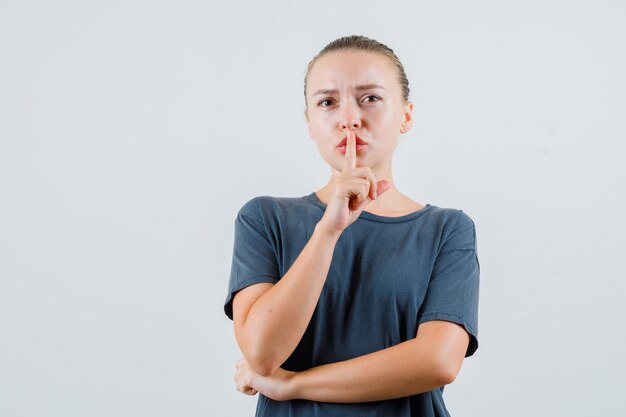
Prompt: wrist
<box><xmin>286</xmin><ymin>370</ymin><xmax>305</xmax><ymax>400</ymax></box>
<box><xmin>314</xmin><ymin>221</ymin><xmax>342</xmax><ymax>242</ymax></box>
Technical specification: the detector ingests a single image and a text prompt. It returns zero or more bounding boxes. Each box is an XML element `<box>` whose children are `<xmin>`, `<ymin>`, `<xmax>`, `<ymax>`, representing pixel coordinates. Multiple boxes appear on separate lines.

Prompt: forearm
<box><xmin>241</xmin><ymin>223</ymin><xmax>340</xmax><ymax>375</ymax></box>
<box><xmin>290</xmin><ymin>338</ymin><xmax>451</xmax><ymax>403</ymax></box>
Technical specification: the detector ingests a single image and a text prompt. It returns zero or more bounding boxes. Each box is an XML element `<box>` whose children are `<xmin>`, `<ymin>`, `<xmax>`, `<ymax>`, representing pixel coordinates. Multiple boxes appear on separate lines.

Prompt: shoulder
<box><xmin>426</xmin><ymin>204</ymin><xmax>475</xmax><ymax>231</ymax></box>
<box><xmin>236</xmin><ymin>194</ymin><xmax>314</xmax><ymax>223</ymax></box>
<box><xmin>426</xmin><ymin>205</ymin><xmax>477</xmax><ymax>251</ymax></box>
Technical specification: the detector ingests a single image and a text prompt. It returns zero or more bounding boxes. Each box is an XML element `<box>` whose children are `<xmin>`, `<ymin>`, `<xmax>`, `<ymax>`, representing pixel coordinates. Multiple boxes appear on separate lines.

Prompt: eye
<box><xmin>363</xmin><ymin>95</ymin><xmax>381</xmax><ymax>103</ymax></box>
<box><xmin>317</xmin><ymin>98</ymin><xmax>334</xmax><ymax>107</ymax></box>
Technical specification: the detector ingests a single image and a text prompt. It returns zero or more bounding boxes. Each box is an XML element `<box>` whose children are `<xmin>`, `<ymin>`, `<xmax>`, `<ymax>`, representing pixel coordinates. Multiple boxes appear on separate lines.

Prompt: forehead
<box><xmin>308</xmin><ymin>50</ymin><xmax>396</xmax><ymax>91</ymax></box>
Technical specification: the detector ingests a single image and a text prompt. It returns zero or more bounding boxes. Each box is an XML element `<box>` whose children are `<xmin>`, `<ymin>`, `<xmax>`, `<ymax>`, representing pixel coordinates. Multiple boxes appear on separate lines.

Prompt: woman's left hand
<box><xmin>233</xmin><ymin>358</ymin><xmax>297</xmax><ymax>401</ymax></box>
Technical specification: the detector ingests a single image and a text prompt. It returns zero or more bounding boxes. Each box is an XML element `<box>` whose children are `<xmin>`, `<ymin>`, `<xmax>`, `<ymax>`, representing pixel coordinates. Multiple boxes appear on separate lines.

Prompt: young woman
<box><xmin>224</xmin><ymin>34</ymin><xmax>480</xmax><ymax>416</ymax></box>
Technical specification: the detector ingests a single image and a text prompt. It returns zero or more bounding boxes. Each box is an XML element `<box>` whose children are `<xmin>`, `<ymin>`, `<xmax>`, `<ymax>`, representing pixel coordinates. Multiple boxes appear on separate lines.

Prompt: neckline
<box><xmin>305</xmin><ymin>192</ymin><xmax>433</xmax><ymax>224</ymax></box>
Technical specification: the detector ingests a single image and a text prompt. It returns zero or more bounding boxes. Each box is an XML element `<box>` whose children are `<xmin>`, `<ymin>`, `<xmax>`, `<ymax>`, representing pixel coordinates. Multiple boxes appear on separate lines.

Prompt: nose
<box><xmin>339</xmin><ymin>101</ymin><xmax>362</xmax><ymax>131</ymax></box>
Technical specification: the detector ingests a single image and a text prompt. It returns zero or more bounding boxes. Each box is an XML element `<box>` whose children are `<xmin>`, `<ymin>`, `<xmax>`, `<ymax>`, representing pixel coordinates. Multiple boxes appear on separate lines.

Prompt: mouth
<box><xmin>337</xmin><ymin>143</ymin><xmax>367</xmax><ymax>154</ymax></box>
<box><xmin>336</xmin><ymin>135</ymin><xmax>367</xmax><ymax>148</ymax></box>
<box><xmin>336</xmin><ymin>136</ymin><xmax>368</xmax><ymax>154</ymax></box>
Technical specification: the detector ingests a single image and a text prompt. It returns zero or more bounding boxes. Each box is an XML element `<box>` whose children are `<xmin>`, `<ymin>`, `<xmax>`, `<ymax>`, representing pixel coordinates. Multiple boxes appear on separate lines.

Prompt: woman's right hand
<box><xmin>317</xmin><ymin>130</ymin><xmax>391</xmax><ymax>238</ymax></box>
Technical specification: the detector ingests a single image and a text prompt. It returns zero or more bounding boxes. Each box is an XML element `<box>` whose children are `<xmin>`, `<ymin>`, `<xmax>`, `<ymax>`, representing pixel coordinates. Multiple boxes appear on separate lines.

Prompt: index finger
<box><xmin>342</xmin><ymin>129</ymin><xmax>357</xmax><ymax>172</ymax></box>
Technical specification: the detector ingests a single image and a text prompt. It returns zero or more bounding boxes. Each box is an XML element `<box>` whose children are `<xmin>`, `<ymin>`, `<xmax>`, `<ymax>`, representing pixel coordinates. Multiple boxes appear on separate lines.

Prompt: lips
<box><xmin>336</xmin><ymin>136</ymin><xmax>367</xmax><ymax>148</ymax></box>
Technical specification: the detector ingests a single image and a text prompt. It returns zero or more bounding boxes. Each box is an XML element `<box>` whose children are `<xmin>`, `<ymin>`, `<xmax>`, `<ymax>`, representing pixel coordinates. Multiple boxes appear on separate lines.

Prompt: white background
<box><xmin>1</xmin><ymin>0</ymin><xmax>625</xmax><ymax>416</ymax></box>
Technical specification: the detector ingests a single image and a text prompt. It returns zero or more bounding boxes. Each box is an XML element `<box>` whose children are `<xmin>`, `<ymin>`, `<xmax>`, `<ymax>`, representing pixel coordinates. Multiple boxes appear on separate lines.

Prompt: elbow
<box><xmin>246</xmin><ymin>347</ymin><xmax>281</xmax><ymax>377</ymax></box>
<box><xmin>439</xmin><ymin>367</ymin><xmax>458</xmax><ymax>385</ymax></box>
<box><xmin>424</xmin><ymin>349</ymin><xmax>462</xmax><ymax>386</ymax></box>
<box><xmin>251</xmin><ymin>360</ymin><xmax>279</xmax><ymax>377</ymax></box>
<box><xmin>236</xmin><ymin>329</ymin><xmax>281</xmax><ymax>377</ymax></box>
<box><xmin>437</xmin><ymin>358</ymin><xmax>463</xmax><ymax>385</ymax></box>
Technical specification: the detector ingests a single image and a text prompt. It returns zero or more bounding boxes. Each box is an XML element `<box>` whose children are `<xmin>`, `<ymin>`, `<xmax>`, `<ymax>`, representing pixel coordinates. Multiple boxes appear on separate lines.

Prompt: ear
<box><xmin>400</xmin><ymin>101</ymin><xmax>414</xmax><ymax>134</ymax></box>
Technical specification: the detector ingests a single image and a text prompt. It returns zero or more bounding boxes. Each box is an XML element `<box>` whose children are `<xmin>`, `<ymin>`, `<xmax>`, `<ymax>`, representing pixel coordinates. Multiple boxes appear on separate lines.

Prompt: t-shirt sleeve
<box><xmin>417</xmin><ymin>210</ymin><xmax>480</xmax><ymax>357</ymax></box>
<box><xmin>224</xmin><ymin>198</ymin><xmax>280</xmax><ymax>321</ymax></box>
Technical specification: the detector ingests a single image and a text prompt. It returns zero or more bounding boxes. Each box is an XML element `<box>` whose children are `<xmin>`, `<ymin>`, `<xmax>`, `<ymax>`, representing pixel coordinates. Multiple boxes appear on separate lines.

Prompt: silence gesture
<box><xmin>318</xmin><ymin>130</ymin><xmax>391</xmax><ymax>238</ymax></box>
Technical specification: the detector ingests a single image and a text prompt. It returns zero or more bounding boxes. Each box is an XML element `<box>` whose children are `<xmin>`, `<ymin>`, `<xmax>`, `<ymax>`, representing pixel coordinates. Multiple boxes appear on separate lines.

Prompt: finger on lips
<box><xmin>342</xmin><ymin>129</ymin><xmax>357</xmax><ymax>172</ymax></box>
<box><xmin>342</xmin><ymin>132</ymin><xmax>379</xmax><ymax>202</ymax></box>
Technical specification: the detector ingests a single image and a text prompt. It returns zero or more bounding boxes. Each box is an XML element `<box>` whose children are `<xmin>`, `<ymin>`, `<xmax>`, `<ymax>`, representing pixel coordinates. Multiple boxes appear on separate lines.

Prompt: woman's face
<box><xmin>305</xmin><ymin>49</ymin><xmax>413</xmax><ymax>173</ymax></box>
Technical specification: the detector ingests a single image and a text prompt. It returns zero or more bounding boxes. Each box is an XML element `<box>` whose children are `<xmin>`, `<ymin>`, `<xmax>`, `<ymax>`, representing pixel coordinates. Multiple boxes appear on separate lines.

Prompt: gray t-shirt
<box><xmin>224</xmin><ymin>192</ymin><xmax>480</xmax><ymax>417</ymax></box>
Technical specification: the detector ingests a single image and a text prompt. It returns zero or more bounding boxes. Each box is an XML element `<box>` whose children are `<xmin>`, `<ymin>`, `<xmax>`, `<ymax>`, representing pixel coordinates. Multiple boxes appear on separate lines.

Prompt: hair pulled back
<box><xmin>303</xmin><ymin>35</ymin><xmax>410</xmax><ymax>112</ymax></box>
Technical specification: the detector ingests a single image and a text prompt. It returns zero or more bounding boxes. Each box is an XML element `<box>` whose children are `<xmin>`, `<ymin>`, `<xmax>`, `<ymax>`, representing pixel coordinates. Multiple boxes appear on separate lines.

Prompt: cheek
<box><xmin>373</xmin><ymin>109</ymin><xmax>401</xmax><ymax>133</ymax></box>
<box><xmin>309</xmin><ymin>119</ymin><xmax>332</xmax><ymax>139</ymax></box>
<box><xmin>376</xmin><ymin>107</ymin><xmax>396</xmax><ymax>124</ymax></box>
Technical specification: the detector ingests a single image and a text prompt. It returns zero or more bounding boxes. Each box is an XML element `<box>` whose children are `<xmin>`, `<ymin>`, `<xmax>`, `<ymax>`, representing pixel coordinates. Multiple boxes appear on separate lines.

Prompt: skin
<box><xmin>232</xmin><ymin>48</ymin><xmax>471</xmax><ymax>402</ymax></box>
<box><xmin>304</xmin><ymin>49</ymin><xmax>424</xmax><ymax>217</ymax></box>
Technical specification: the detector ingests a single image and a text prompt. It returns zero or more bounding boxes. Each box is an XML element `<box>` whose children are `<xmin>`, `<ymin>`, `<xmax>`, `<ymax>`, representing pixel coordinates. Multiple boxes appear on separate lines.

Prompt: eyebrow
<box><xmin>312</xmin><ymin>84</ymin><xmax>386</xmax><ymax>97</ymax></box>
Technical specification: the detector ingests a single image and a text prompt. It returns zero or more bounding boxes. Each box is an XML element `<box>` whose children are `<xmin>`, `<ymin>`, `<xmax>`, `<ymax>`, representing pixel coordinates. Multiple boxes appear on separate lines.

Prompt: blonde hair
<box><xmin>303</xmin><ymin>35</ymin><xmax>410</xmax><ymax>112</ymax></box>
